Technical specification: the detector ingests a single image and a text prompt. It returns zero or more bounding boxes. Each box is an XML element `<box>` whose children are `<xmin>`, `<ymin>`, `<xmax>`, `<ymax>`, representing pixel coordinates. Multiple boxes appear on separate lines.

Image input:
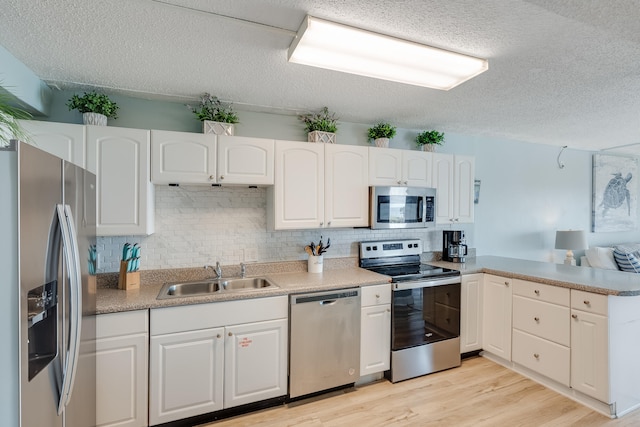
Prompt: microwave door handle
<box><xmin>423</xmin><ymin>196</ymin><xmax>427</xmax><ymax>223</ymax></box>
<box><xmin>55</xmin><ymin>204</ymin><xmax>82</xmax><ymax>414</ymax></box>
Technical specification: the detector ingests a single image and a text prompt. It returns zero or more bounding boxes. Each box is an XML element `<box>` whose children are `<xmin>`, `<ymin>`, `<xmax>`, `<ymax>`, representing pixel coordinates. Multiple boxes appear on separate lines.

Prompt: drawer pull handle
<box><xmin>534</xmin><ymin>290</ymin><xmax>540</xmax><ymax>295</ymax></box>
<box><xmin>583</xmin><ymin>300</ymin><xmax>590</xmax><ymax>305</ymax></box>
<box><xmin>534</xmin><ymin>317</ymin><xmax>540</xmax><ymax>322</ymax></box>
<box><xmin>572</xmin><ymin>314</ymin><xmax>578</xmax><ymax>319</ymax></box>
<box><xmin>534</xmin><ymin>353</ymin><xmax>540</xmax><ymax>359</ymax></box>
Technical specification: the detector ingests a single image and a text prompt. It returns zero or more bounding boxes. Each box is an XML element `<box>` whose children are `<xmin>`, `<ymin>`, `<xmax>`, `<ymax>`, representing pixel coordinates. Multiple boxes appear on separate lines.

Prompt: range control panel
<box><xmin>359</xmin><ymin>239</ymin><xmax>422</xmax><ymax>259</ymax></box>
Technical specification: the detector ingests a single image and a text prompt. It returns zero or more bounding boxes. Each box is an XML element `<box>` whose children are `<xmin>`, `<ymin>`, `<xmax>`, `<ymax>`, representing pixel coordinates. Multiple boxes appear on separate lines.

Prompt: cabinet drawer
<box><xmin>151</xmin><ymin>296</ymin><xmax>287</xmax><ymax>336</ymax></box>
<box><xmin>512</xmin><ymin>329</ymin><xmax>570</xmax><ymax>386</ymax></box>
<box><xmin>513</xmin><ymin>296</ymin><xmax>570</xmax><ymax>346</ymax></box>
<box><xmin>513</xmin><ymin>279</ymin><xmax>569</xmax><ymax>306</ymax></box>
<box><xmin>571</xmin><ymin>290</ymin><xmax>607</xmax><ymax>316</ymax></box>
<box><xmin>361</xmin><ymin>283</ymin><xmax>391</xmax><ymax>307</ymax></box>
<box><xmin>97</xmin><ymin>310</ymin><xmax>148</xmax><ymax>339</ymax></box>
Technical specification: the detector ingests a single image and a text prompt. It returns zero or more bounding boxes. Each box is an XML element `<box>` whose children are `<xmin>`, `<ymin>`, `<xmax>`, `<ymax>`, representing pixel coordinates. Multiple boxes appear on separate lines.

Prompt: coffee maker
<box><xmin>443</xmin><ymin>230</ymin><xmax>468</xmax><ymax>263</ymax></box>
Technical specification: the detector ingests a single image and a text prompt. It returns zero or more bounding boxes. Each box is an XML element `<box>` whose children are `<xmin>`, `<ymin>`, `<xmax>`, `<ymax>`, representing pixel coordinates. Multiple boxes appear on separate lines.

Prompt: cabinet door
<box><xmin>482</xmin><ymin>275</ymin><xmax>512</xmax><ymax>361</ymax></box>
<box><xmin>571</xmin><ymin>310</ymin><xmax>609</xmax><ymax>402</ymax></box>
<box><xmin>224</xmin><ymin>318</ymin><xmax>288</xmax><ymax>408</ymax></box>
<box><xmin>403</xmin><ymin>151</ymin><xmax>432</xmax><ymax>187</ymax></box>
<box><xmin>432</xmin><ymin>153</ymin><xmax>454</xmax><ymax>224</ymax></box>
<box><xmin>86</xmin><ymin>126</ymin><xmax>154</xmax><ymax>236</ymax></box>
<box><xmin>149</xmin><ymin>328</ymin><xmax>224</xmax><ymax>425</ymax></box>
<box><xmin>368</xmin><ymin>147</ymin><xmax>403</xmax><ymax>185</ymax></box>
<box><xmin>96</xmin><ymin>334</ymin><xmax>148</xmax><ymax>427</ymax></box>
<box><xmin>151</xmin><ymin>130</ymin><xmax>216</xmax><ymax>184</ymax></box>
<box><xmin>18</xmin><ymin>120</ymin><xmax>86</xmax><ymax>168</ymax></box>
<box><xmin>360</xmin><ymin>304</ymin><xmax>391</xmax><ymax>376</ymax></box>
<box><xmin>454</xmin><ymin>155</ymin><xmax>475</xmax><ymax>223</ymax></box>
<box><xmin>461</xmin><ymin>274</ymin><xmax>483</xmax><ymax>353</ymax></box>
<box><xmin>325</xmin><ymin>144</ymin><xmax>369</xmax><ymax>228</ymax></box>
<box><xmin>270</xmin><ymin>140</ymin><xmax>324</xmax><ymax>229</ymax></box>
<box><xmin>217</xmin><ymin>135</ymin><xmax>274</xmax><ymax>185</ymax></box>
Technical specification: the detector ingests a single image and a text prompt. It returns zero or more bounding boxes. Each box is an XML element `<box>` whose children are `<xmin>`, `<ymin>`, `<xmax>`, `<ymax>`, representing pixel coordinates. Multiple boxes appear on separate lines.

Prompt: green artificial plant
<box><xmin>416</xmin><ymin>130</ymin><xmax>445</xmax><ymax>147</ymax></box>
<box><xmin>367</xmin><ymin>122</ymin><xmax>397</xmax><ymax>140</ymax></box>
<box><xmin>299</xmin><ymin>106</ymin><xmax>339</xmax><ymax>133</ymax></box>
<box><xmin>187</xmin><ymin>93</ymin><xmax>239</xmax><ymax>123</ymax></box>
<box><xmin>67</xmin><ymin>91</ymin><xmax>119</xmax><ymax>118</ymax></box>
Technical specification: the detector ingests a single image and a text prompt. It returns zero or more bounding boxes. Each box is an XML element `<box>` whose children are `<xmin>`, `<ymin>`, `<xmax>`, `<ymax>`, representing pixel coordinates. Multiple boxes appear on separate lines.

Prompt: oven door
<box><xmin>391</xmin><ymin>277</ymin><xmax>461</xmax><ymax>351</ymax></box>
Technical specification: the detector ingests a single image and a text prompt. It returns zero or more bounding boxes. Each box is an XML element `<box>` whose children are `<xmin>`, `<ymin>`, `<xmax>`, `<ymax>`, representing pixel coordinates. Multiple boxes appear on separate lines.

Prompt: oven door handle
<box><xmin>393</xmin><ymin>276</ymin><xmax>460</xmax><ymax>291</ymax></box>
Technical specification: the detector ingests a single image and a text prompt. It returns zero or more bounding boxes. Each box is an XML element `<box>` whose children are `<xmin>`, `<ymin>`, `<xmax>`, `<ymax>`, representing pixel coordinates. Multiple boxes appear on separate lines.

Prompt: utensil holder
<box><xmin>307</xmin><ymin>255</ymin><xmax>323</xmax><ymax>273</ymax></box>
<box><xmin>118</xmin><ymin>260</ymin><xmax>140</xmax><ymax>290</ymax></box>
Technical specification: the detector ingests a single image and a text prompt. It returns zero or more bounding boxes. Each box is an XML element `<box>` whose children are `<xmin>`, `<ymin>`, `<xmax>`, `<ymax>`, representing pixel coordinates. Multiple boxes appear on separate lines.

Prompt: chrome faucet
<box><xmin>240</xmin><ymin>262</ymin><xmax>246</xmax><ymax>278</ymax></box>
<box><xmin>204</xmin><ymin>261</ymin><xmax>222</xmax><ymax>279</ymax></box>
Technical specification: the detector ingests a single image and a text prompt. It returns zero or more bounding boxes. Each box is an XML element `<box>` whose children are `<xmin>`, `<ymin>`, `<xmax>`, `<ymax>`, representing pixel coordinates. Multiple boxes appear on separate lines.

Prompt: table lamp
<box><xmin>555</xmin><ymin>230</ymin><xmax>588</xmax><ymax>265</ymax></box>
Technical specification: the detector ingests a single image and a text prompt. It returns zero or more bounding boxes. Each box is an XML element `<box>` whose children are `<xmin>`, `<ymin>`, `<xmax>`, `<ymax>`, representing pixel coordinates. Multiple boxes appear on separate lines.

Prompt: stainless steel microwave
<box><xmin>370</xmin><ymin>186</ymin><xmax>436</xmax><ymax>229</ymax></box>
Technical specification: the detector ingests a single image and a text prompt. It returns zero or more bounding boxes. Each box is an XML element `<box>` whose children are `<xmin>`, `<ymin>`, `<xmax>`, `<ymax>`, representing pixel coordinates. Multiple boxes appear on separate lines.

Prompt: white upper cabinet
<box><xmin>369</xmin><ymin>147</ymin><xmax>432</xmax><ymax>187</ymax></box>
<box><xmin>217</xmin><ymin>135</ymin><xmax>274</xmax><ymax>185</ymax></box>
<box><xmin>268</xmin><ymin>140</ymin><xmax>324</xmax><ymax>230</ymax></box>
<box><xmin>87</xmin><ymin>125</ymin><xmax>154</xmax><ymax>236</ymax></box>
<box><xmin>432</xmin><ymin>153</ymin><xmax>475</xmax><ymax>224</ymax></box>
<box><xmin>18</xmin><ymin>120</ymin><xmax>86</xmax><ymax>169</ymax></box>
<box><xmin>324</xmin><ymin>144</ymin><xmax>369</xmax><ymax>228</ymax></box>
<box><xmin>151</xmin><ymin>130</ymin><xmax>216</xmax><ymax>184</ymax></box>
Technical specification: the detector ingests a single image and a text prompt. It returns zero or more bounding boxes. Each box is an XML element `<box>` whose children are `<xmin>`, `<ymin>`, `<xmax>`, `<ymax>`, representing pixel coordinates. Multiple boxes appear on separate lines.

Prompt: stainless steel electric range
<box><xmin>359</xmin><ymin>239</ymin><xmax>462</xmax><ymax>383</ymax></box>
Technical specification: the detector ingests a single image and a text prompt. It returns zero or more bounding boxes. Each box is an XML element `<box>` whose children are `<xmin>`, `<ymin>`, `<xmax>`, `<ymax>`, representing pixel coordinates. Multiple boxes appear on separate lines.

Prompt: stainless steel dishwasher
<box><xmin>289</xmin><ymin>288</ymin><xmax>361</xmax><ymax>399</ymax></box>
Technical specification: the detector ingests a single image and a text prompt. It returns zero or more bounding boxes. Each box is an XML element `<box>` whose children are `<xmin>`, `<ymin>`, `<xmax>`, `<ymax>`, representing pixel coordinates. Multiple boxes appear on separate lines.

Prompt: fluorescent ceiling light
<box><xmin>288</xmin><ymin>16</ymin><xmax>488</xmax><ymax>90</ymax></box>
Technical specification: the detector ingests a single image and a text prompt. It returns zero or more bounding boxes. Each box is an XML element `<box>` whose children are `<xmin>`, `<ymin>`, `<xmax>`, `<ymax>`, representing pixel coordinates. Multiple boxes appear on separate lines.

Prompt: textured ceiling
<box><xmin>2</xmin><ymin>0</ymin><xmax>640</xmax><ymax>153</ymax></box>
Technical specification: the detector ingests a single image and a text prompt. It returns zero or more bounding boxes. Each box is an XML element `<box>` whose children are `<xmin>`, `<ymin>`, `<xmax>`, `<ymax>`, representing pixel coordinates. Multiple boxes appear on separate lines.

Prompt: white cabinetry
<box><xmin>360</xmin><ymin>283</ymin><xmax>391</xmax><ymax>376</ymax></box>
<box><xmin>151</xmin><ymin>130</ymin><xmax>216</xmax><ymax>184</ymax></box>
<box><xmin>325</xmin><ymin>144</ymin><xmax>369</xmax><ymax>228</ymax></box>
<box><xmin>18</xmin><ymin>120</ymin><xmax>86</xmax><ymax>168</ymax></box>
<box><xmin>460</xmin><ymin>274</ymin><xmax>483</xmax><ymax>353</ymax></box>
<box><xmin>149</xmin><ymin>297</ymin><xmax>288</xmax><ymax>425</ymax></box>
<box><xmin>432</xmin><ymin>153</ymin><xmax>474</xmax><ymax>224</ymax></box>
<box><xmin>217</xmin><ymin>135</ymin><xmax>274</xmax><ymax>185</ymax></box>
<box><xmin>482</xmin><ymin>274</ymin><xmax>512</xmax><ymax>361</ymax></box>
<box><xmin>511</xmin><ymin>280</ymin><xmax>571</xmax><ymax>386</ymax></box>
<box><xmin>95</xmin><ymin>310</ymin><xmax>148</xmax><ymax>427</ymax></box>
<box><xmin>570</xmin><ymin>290</ymin><xmax>609</xmax><ymax>402</ymax></box>
<box><xmin>368</xmin><ymin>147</ymin><xmax>432</xmax><ymax>187</ymax></box>
<box><xmin>86</xmin><ymin>126</ymin><xmax>154</xmax><ymax>236</ymax></box>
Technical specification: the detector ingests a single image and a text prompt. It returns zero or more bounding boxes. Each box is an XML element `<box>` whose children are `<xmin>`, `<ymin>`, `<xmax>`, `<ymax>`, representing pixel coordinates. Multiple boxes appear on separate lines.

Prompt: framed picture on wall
<box><xmin>592</xmin><ymin>153</ymin><xmax>638</xmax><ymax>232</ymax></box>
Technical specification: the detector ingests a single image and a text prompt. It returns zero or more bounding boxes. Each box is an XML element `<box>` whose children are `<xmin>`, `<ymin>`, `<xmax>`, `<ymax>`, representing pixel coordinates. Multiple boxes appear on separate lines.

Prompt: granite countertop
<box><xmin>428</xmin><ymin>256</ymin><xmax>640</xmax><ymax>296</ymax></box>
<box><xmin>96</xmin><ymin>260</ymin><xmax>391</xmax><ymax>314</ymax></box>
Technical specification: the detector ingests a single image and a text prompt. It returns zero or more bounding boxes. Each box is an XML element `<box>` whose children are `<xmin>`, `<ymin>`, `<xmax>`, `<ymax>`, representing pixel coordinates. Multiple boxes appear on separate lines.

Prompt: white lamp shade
<box><xmin>555</xmin><ymin>230</ymin><xmax>588</xmax><ymax>250</ymax></box>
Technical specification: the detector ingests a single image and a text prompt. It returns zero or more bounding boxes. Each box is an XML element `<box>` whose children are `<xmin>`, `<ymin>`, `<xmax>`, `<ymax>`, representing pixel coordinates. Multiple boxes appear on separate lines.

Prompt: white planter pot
<box><xmin>307</xmin><ymin>131</ymin><xmax>336</xmax><ymax>144</ymax></box>
<box><xmin>83</xmin><ymin>112</ymin><xmax>107</xmax><ymax>126</ymax></box>
<box><xmin>422</xmin><ymin>144</ymin><xmax>436</xmax><ymax>152</ymax></box>
<box><xmin>374</xmin><ymin>138</ymin><xmax>390</xmax><ymax>148</ymax></box>
<box><xmin>203</xmin><ymin>121</ymin><xmax>235</xmax><ymax>136</ymax></box>
<box><xmin>307</xmin><ymin>255</ymin><xmax>324</xmax><ymax>273</ymax></box>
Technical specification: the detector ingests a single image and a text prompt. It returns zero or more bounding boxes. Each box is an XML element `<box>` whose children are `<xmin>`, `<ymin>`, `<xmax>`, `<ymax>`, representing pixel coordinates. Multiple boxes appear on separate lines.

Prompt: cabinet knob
<box><xmin>209</xmin><ymin>175</ymin><xmax>215</xmax><ymax>180</ymax></box>
<box><xmin>327</xmin><ymin>221</ymin><xmax>331</xmax><ymax>226</ymax></box>
<box><xmin>386</xmin><ymin>308</ymin><xmax>391</xmax><ymax>312</ymax></box>
<box><xmin>534</xmin><ymin>317</ymin><xmax>540</xmax><ymax>322</ymax></box>
<box><xmin>217</xmin><ymin>334</ymin><xmax>221</xmax><ymax>338</ymax></box>
<box><xmin>504</xmin><ymin>281</ymin><xmax>509</xmax><ymax>286</ymax></box>
<box><xmin>583</xmin><ymin>300</ymin><xmax>590</xmax><ymax>306</ymax></box>
<box><xmin>320</xmin><ymin>222</ymin><xmax>323</xmax><ymax>226</ymax></box>
<box><xmin>572</xmin><ymin>314</ymin><xmax>578</xmax><ymax>319</ymax></box>
<box><xmin>534</xmin><ymin>290</ymin><xmax>540</xmax><ymax>295</ymax></box>
<box><xmin>228</xmin><ymin>332</ymin><xmax>233</xmax><ymax>337</ymax></box>
<box><xmin>375</xmin><ymin>294</ymin><xmax>380</xmax><ymax>298</ymax></box>
<box><xmin>534</xmin><ymin>353</ymin><xmax>540</xmax><ymax>359</ymax></box>
<box><xmin>403</xmin><ymin>181</ymin><xmax>408</xmax><ymax>185</ymax></box>
<box><xmin>454</xmin><ymin>218</ymin><xmax>459</xmax><ymax>222</ymax></box>
<box><xmin>397</xmin><ymin>180</ymin><xmax>402</xmax><ymax>185</ymax></box>
<box><xmin>219</xmin><ymin>175</ymin><xmax>224</xmax><ymax>180</ymax></box>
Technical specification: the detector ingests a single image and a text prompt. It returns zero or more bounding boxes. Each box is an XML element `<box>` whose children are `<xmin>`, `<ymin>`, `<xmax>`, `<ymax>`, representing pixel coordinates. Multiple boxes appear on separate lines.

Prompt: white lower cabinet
<box><xmin>482</xmin><ymin>274</ymin><xmax>512</xmax><ymax>361</ymax></box>
<box><xmin>149</xmin><ymin>297</ymin><xmax>288</xmax><ymax>425</ymax></box>
<box><xmin>95</xmin><ymin>310</ymin><xmax>148</xmax><ymax>427</ymax></box>
<box><xmin>460</xmin><ymin>274</ymin><xmax>483</xmax><ymax>353</ymax></box>
<box><xmin>360</xmin><ymin>284</ymin><xmax>391</xmax><ymax>376</ymax></box>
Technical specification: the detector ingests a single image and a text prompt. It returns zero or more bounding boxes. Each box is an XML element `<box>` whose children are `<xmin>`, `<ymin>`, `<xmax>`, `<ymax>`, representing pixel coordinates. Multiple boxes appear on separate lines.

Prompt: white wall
<box><xmin>42</xmin><ymin>90</ymin><xmax>640</xmax><ymax>271</ymax></box>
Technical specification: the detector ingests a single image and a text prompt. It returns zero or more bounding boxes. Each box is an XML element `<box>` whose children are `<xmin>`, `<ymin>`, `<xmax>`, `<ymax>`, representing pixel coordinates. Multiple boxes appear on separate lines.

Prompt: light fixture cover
<box><xmin>288</xmin><ymin>15</ymin><xmax>488</xmax><ymax>90</ymax></box>
<box><xmin>555</xmin><ymin>230</ymin><xmax>588</xmax><ymax>250</ymax></box>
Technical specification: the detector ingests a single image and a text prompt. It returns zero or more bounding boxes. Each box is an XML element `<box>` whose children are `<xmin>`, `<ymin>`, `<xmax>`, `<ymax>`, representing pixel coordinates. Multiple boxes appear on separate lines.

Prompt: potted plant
<box><xmin>0</xmin><ymin>90</ymin><xmax>31</xmax><ymax>147</ymax></box>
<box><xmin>299</xmin><ymin>106</ymin><xmax>338</xmax><ymax>143</ymax></box>
<box><xmin>416</xmin><ymin>130</ymin><xmax>445</xmax><ymax>152</ymax></box>
<box><xmin>186</xmin><ymin>93</ymin><xmax>239</xmax><ymax>135</ymax></box>
<box><xmin>67</xmin><ymin>91</ymin><xmax>118</xmax><ymax>126</ymax></box>
<box><xmin>367</xmin><ymin>122</ymin><xmax>396</xmax><ymax>148</ymax></box>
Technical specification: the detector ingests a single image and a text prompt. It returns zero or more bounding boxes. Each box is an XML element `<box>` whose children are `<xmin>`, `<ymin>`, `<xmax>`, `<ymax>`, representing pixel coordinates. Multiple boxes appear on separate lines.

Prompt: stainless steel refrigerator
<box><xmin>0</xmin><ymin>141</ymin><xmax>96</xmax><ymax>427</ymax></box>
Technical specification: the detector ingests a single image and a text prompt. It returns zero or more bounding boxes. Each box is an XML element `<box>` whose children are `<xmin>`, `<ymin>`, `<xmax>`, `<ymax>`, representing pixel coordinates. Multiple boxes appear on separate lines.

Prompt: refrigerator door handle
<box><xmin>55</xmin><ymin>204</ymin><xmax>83</xmax><ymax>415</ymax></box>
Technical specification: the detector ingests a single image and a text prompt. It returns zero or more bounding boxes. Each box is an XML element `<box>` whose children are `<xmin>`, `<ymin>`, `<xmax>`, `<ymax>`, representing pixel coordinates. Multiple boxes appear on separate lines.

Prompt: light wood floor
<box><xmin>202</xmin><ymin>356</ymin><xmax>640</xmax><ymax>426</ymax></box>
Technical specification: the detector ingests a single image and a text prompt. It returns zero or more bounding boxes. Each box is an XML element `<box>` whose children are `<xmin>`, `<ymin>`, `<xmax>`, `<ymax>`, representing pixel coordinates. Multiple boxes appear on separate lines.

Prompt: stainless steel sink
<box><xmin>157</xmin><ymin>277</ymin><xmax>277</xmax><ymax>299</ymax></box>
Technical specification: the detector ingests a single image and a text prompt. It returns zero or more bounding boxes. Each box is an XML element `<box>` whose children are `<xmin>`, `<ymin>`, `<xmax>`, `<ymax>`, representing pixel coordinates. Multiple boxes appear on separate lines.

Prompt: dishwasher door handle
<box><xmin>320</xmin><ymin>299</ymin><xmax>337</xmax><ymax>306</ymax></box>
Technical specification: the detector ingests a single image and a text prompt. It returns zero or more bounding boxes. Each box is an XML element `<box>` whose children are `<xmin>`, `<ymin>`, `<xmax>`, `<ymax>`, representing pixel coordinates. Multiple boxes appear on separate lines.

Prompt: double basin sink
<box><xmin>157</xmin><ymin>277</ymin><xmax>278</xmax><ymax>299</ymax></box>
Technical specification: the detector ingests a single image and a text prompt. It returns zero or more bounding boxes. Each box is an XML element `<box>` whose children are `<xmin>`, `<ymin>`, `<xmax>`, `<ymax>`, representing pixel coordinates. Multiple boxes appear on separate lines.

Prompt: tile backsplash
<box><xmin>97</xmin><ymin>185</ymin><xmax>455</xmax><ymax>273</ymax></box>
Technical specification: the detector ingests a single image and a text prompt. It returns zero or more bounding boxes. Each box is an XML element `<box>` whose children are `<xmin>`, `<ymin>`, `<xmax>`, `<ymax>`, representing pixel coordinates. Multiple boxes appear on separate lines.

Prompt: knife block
<box><xmin>118</xmin><ymin>261</ymin><xmax>140</xmax><ymax>290</ymax></box>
